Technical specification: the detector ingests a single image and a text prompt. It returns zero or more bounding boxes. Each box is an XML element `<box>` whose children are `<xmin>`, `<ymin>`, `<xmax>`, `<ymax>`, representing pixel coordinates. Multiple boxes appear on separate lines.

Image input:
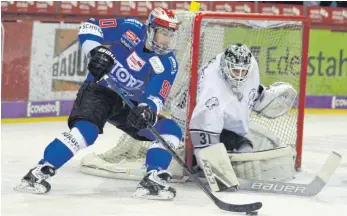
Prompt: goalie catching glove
<box><xmin>127</xmin><ymin>104</ymin><xmax>157</xmax><ymax>129</ymax></box>
<box><xmin>253</xmin><ymin>82</ymin><xmax>297</xmax><ymax>119</ymax></box>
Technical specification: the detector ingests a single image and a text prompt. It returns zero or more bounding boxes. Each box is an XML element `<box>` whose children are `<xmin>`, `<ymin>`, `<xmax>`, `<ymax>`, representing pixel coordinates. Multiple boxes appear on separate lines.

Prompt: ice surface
<box><xmin>2</xmin><ymin>114</ymin><xmax>347</xmax><ymax>216</ymax></box>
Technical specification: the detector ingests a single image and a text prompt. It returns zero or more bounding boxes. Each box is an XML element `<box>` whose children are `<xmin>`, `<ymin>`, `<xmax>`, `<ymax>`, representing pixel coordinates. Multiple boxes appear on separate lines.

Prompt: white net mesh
<box><xmin>80</xmin><ymin>12</ymin><xmax>305</xmax><ymax>180</ymax></box>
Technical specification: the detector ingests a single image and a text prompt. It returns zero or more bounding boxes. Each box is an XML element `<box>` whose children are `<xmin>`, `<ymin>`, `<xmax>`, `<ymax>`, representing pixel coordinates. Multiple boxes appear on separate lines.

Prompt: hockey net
<box><xmin>79</xmin><ymin>11</ymin><xmax>309</xmax><ymax>180</ymax></box>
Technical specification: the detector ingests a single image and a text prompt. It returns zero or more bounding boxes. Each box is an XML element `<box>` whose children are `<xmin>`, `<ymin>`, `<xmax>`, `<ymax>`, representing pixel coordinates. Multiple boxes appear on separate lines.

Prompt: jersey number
<box><xmin>159</xmin><ymin>80</ymin><xmax>171</xmax><ymax>100</ymax></box>
<box><xmin>99</xmin><ymin>19</ymin><xmax>117</xmax><ymax>28</ymax></box>
<box><xmin>200</xmin><ymin>133</ymin><xmax>211</xmax><ymax>145</ymax></box>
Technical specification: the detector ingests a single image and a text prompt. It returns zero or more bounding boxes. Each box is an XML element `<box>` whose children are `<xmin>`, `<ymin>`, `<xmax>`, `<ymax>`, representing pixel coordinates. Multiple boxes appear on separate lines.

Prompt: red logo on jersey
<box><xmin>99</xmin><ymin>19</ymin><xmax>117</xmax><ymax>28</ymax></box>
<box><xmin>159</xmin><ymin>80</ymin><xmax>171</xmax><ymax>100</ymax></box>
<box><xmin>124</xmin><ymin>30</ymin><xmax>140</xmax><ymax>45</ymax></box>
<box><xmin>125</xmin><ymin>30</ymin><xmax>137</xmax><ymax>41</ymax></box>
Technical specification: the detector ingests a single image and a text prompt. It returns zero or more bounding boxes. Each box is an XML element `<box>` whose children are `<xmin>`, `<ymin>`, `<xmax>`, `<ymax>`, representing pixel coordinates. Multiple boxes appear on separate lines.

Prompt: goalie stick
<box><xmin>195</xmin><ymin>151</ymin><xmax>341</xmax><ymax>196</ymax></box>
<box><xmin>234</xmin><ymin>151</ymin><xmax>342</xmax><ymax>196</ymax></box>
<box><xmin>102</xmin><ymin>74</ymin><xmax>263</xmax><ymax>213</ymax></box>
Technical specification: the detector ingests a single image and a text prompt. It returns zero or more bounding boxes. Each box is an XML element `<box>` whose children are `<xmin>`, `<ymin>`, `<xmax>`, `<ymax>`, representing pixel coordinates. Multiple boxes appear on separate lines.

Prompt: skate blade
<box><xmin>14</xmin><ymin>180</ymin><xmax>48</xmax><ymax>194</ymax></box>
<box><xmin>133</xmin><ymin>188</ymin><xmax>175</xmax><ymax>200</ymax></box>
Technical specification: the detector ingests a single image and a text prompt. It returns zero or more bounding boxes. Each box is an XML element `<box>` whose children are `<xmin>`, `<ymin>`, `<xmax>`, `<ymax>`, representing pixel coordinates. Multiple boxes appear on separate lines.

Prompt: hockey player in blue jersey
<box><xmin>15</xmin><ymin>7</ymin><xmax>182</xmax><ymax>200</ymax></box>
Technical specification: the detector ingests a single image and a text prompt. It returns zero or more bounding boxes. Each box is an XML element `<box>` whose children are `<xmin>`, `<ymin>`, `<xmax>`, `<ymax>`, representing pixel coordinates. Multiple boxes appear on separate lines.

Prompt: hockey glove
<box><xmin>88</xmin><ymin>46</ymin><xmax>116</xmax><ymax>81</ymax></box>
<box><xmin>127</xmin><ymin>104</ymin><xmax>157</xmax><ymax>130</ymax></box>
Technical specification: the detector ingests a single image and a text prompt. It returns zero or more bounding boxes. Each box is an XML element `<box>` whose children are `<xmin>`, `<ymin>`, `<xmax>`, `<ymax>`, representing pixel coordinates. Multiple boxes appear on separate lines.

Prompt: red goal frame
<box><xmin>184</xmin><ymin>12</ymin><xmax>310</xmax><ymax>171</ymax></box>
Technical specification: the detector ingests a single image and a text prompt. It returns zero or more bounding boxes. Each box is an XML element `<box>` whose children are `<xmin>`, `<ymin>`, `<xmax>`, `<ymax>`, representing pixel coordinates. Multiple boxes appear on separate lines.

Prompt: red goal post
<box><xmin>184</xmin><ymin>12</ymin><xmax>310</xmax><ymax>171</ymax></box>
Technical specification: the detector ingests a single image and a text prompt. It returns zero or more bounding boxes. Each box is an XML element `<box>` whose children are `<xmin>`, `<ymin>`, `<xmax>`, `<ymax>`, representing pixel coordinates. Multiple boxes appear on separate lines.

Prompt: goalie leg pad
<box><xmin>229</xmin><ymin>146</ymin><xmax>295</xmax><ymax>181</ymax></box>
<box><xmin>195</xmin><ymin>143</ymin><xmax>239</xmax><ymax>192</ymax></box>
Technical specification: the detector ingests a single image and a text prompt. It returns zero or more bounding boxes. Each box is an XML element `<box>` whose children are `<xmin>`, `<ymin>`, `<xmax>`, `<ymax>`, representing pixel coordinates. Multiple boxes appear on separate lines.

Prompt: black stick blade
<box><xmin>217</xmin><ymin>200</ymin><xmax>262</xmax><ymax>212</ymax></box>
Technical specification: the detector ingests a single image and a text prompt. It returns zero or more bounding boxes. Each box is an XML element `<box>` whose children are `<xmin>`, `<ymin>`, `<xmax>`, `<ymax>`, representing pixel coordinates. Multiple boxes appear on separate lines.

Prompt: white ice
<box><xmin>2</xmin><ymin>114</ymin><xmax>347</xmax><ymax>216</ymax></box>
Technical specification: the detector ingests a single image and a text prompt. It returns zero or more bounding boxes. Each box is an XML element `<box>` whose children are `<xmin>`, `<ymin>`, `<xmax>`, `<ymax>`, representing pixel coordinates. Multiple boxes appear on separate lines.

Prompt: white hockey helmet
<box><xmin>220</xmin><ymin>43</ymin><xmax>252</xmax><ymax>88</ymax></box>
<box><xmin>146</xmin><ymin>7</ymin><xmax>180</xmax><ymax>55</ymax></box>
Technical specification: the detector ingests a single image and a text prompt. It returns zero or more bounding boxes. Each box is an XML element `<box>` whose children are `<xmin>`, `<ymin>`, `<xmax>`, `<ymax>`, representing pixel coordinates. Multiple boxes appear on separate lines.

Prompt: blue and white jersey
<box><xmin>78</xmin><ymin>17</ymin><xmax>179</xmax><ymax>113</ymax></box>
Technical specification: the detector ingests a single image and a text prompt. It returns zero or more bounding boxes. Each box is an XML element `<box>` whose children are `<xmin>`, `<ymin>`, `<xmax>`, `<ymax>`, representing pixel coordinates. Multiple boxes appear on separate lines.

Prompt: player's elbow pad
<box><xmin>78</xmin><ymin>21</ymin><xmax>104</xmax><ymax>57</ymax></box>
<box><xmin>78</xmin><ymin>19</ymin><xmax>103</xmax><ymax>37</ymax></box>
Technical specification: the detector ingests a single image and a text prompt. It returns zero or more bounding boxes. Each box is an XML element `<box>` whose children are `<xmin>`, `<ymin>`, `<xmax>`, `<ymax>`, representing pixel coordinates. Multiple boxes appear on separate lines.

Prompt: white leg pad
<box><xmin>195</xmin><ymin>143</ymin><xmax>239</xmax><ymax>192</ymax></box>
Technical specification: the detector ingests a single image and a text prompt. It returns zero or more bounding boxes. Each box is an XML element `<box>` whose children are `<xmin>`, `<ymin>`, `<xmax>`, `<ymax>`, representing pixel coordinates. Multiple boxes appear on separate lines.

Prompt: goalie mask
<box><xmin>220</xmin><ymin>44</ymin><xmax>252</xmax><ymax>89</ymax></box>
<box><xmin>146</xmin><ymin>7</ymin><xmax>180</xmax><ymax>55</ymax></box>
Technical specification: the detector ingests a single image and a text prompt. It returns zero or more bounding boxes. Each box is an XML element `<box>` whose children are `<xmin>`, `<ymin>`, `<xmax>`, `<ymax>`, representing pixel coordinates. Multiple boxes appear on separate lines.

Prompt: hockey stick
<box><xmin>194</xmin><ymin>151</ymin><xmax>341</xmax><ymax>197</ymax></box>
<box><xmin>103</xmin><ymin>75</ymin><xmax>262</xmax><ymax>213</ymax></box>
<box><xmin>234</xmin><ymin>151</ymin><xmax>342</xmax><ymax>196</ymax></box>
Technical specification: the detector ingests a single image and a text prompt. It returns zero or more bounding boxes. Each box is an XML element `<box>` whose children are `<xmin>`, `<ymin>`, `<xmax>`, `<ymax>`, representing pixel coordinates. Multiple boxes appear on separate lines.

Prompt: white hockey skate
<box><xmin>14</xmin><ymin>161</ymin><xmax>56</xmax><ymax>194</ymax></box>
<box><xmin>133</xmin><ymin>170</ymin><xmax>176</xmax><ymax>200</ymax></box>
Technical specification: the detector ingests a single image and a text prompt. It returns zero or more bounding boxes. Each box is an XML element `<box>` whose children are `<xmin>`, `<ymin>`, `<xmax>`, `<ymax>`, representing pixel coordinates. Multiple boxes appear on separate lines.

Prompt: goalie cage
<box><xmin>80</xmin><ymin>11</ymin><xmax>309</xmax><ymax>181</ymax></box>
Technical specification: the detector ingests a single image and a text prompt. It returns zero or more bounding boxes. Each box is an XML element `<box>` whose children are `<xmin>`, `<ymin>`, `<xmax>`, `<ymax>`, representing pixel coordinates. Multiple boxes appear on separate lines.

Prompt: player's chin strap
<box><xmin>101</xmin><ymin>74</ymin><xmax>262</xmax><ymax>213</ymax></box>
<box><xmin>195</xmin><ymin>143</ymin><xmax>240</xmax><ymax>192</ymax></box>
<box><xmin>253</xmin><ymin>82</ymin><xmax>297</xmax><ymax>119</ymax></box>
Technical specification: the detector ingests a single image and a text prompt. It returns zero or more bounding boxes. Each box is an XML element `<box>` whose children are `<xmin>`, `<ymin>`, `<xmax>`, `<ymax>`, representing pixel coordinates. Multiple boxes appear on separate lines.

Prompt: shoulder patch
<box><xmin>168</xmin><ymin>56</ymin><xmax>178</xmax><ymax>75</ymax></box>
<box><xmin>248</xmin><ymin>88</ymin><xmax>257</xmax><ymax>109</ymax></box>
<box><xmin>99</xmin><ymin>18</ymin><xmax>117</xmax><ymax>28</ymax></box>
<box><xmin>78</xmin><ymin>22</ymin><xmax>103</xmax><ymax>37</ymax></box>
<box><xmin>149</xmin><ymin>56</ymin><xmax>165</xmax><ymax>74</ymax></box>
<box><xmin>205</xmin><ymin>97</ymin><xmax>219</xmax><ymax>110</ymax></box>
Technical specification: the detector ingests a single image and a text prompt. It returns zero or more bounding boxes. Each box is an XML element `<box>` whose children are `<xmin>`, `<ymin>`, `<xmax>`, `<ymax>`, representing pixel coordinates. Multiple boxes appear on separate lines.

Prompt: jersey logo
<box><xmin>110</xmin><ymin>59</ymin><xmax>144</xmax><ymax>90</ymax></box>
<box><xmin>78</xmin><ymin>22</ymin><xmax>103</xmax><ymax>37</ymax></box>
<box><xmin>159</xmin><ymin>80</ymin><xmax>171</xmax><ymax>100</ymax></box>
<box><xmin>205</xmin><ymin>97</ymin><xmax>219</xmax><ymax>110</ymax></box>
<box><xmin>99</xmin><ymin>19</ymin><xmax>117</xmax><ymax>28</ymax></box>
<box><xmin>124</xmin><ymin>30</ymin><xmax>141</xmax><ymax>45</ymax></box>
<box><xmin>168</xmin><ymin>56</ymin><xmax>177</xmax><ymax>74</ymax></box>
<box><xmin>149</xmin><ymin>56</ymin><xmax>165</xmax><ymax>74</ymax></box>
<box><xmin>126</xmin><ymin>51</ymin><xmax>146</xmax><ymax>72</ymax></box>
<box><xmin>124</xmin><ymin>18</ymin><xmax>144</xmax><ymax>27</ymax></box>
<box><xmin>121</xmin><ymin>30</ymin><xmax>141</xmax><ymax>49</ymax></box>
<box><xmin>120</xmin><ymin>38</ymin><xmax>132</xmax><ymax>50</ymax></box>
<box><xmin>248</xmin><ymin>88</ymin><xmax>257</xmax><ymax>110</ymax></box>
